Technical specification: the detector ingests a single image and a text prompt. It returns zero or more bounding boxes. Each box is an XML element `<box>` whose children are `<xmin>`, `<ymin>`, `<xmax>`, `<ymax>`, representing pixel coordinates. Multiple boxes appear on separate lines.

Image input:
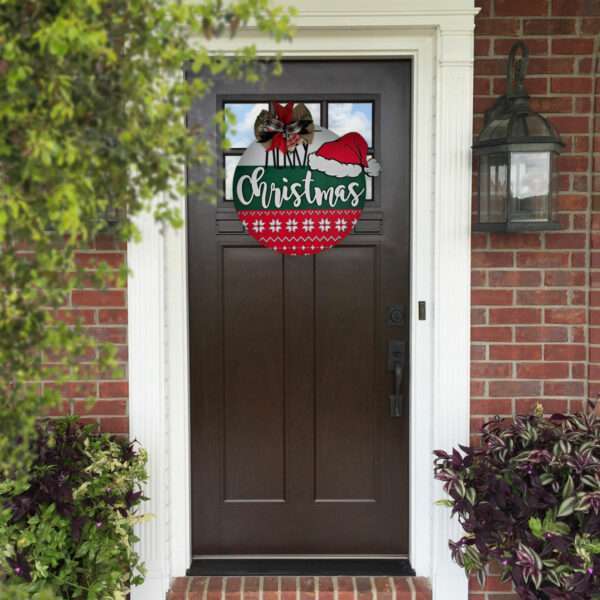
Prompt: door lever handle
<box><xmin>389</xmin><ymin>363</ymin><xmax>404</xmax><ymax>417</ymax></box>
<box><xmin>388</xmin><ymin>340</ymin><xmax>406</xmax><ymax>417</ymax></box>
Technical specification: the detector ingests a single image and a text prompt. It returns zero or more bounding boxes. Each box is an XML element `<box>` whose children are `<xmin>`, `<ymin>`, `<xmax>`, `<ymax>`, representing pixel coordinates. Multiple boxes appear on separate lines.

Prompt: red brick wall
<box><xmin>470</xmin><ymin>0</ymin><xmax>599</xmax><ymax>598</ymax></box>
<box><xmin>47</xmin><ymin>234</ymin><xmax>129</xmax><ymax>435</ymax></box>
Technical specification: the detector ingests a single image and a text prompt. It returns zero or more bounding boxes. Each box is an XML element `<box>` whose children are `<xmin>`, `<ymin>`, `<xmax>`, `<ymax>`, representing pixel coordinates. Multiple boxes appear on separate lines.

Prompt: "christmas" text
<box><xmin>235</xmin><ymin>167</ymin><xmax>364</xmax><ymax>210</ymax></box>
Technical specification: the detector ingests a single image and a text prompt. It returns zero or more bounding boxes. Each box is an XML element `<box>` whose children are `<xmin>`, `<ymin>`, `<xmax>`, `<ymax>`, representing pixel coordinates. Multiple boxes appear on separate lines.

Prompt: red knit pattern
<box><xmin>237</xmin><ymin>209</ymin><xmax>362</xmax><ymax>256</ymax></box>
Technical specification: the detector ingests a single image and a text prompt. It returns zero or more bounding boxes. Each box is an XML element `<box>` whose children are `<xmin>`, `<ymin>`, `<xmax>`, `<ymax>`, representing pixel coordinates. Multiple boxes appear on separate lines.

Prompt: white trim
<box><xmin>165</xmin><ymin>218</ymin><xmax>192</xmax><ymax>577</ymax></box>
<box><xmin>128</xmin><ymin>211</ymin><xmax>170</xmax><ymax>598</ymax></box>
<box><xmin>431</xmin><ymin>29</ymin><xmax>475</xmax><ymax>600</ymax></box>
<box><xmin>129</xmin><ymin>3</ymin><xmax>475</xmax><ymax>599</ymax></box>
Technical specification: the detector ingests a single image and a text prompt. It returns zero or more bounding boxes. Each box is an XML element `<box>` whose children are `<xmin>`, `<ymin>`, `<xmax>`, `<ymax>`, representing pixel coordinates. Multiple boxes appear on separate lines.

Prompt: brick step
<box><xmin>167</xmin><ymin>576</ymin><xmax>431</xmax><ymax>600</ymax></box>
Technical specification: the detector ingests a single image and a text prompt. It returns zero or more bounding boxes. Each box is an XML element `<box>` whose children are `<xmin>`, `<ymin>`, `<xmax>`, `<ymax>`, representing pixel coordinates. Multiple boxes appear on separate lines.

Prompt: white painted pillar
<box><xmin>129</xmin><ymin>211</ymin><xmax>170</xmax><ymax>600</ymax></box>
<box><xmin>431</xmin><ymin>26</ymin><xmax>475</xmax><ymax>600</ymax></box>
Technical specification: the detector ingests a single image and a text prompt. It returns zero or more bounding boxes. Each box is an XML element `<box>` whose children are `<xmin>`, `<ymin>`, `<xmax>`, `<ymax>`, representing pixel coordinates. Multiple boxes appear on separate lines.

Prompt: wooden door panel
<box><xmin>223</xmin><ymin>247</ymin><xmax>285</xmax><ymax>502</ymax></box>
<box><xmin>188</xmin><ymin>60</ymin><xmax>411</xmax><ymax>556</ymax></box>
<box><xmin>314</xmin><ymin>247</ymin><xmax>377</xmax><ymax>502</ymax></box>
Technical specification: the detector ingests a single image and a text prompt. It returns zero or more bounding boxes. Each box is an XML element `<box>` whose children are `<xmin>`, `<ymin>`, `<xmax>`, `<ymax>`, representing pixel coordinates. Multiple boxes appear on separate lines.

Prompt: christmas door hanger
<box><xmin>233</xmin><ymin>102</ymin><xmax>381</xmax><ymax>256</ymax></box>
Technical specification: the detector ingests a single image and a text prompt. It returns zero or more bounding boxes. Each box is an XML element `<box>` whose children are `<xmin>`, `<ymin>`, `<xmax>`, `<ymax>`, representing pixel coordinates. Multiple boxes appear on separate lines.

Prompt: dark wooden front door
<box><xmin>188</xmin><ymin>61</ymin><xmax>411</xmax><ymax>556</ymax></box>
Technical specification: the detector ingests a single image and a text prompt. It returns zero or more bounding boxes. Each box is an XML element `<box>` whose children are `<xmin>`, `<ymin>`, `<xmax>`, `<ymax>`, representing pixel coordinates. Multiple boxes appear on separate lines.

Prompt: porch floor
<box><xmin>167</xmin><ymin>576</ymin><xmax>432</xmax><ymax>600</ymax></box>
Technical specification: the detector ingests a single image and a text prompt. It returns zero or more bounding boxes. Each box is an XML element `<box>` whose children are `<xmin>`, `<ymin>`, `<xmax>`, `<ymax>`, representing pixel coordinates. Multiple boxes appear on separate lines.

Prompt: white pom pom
<box><xmin>365</xmin><ymin>157</ymin><xmax>381</xmax><ymax>177</ymax></box>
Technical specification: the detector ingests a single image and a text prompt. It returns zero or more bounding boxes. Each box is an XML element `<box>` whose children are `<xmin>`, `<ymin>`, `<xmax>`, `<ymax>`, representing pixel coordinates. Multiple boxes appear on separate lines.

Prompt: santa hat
<box><xmin>308</xmin><ymin>132</ymin><xmax>381</xmax><ymax>178</ymax></box>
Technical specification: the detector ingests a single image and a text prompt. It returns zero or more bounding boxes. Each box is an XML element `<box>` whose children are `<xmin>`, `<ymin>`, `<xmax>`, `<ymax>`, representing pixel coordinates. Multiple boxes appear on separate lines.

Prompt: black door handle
<box><xmin>388</xmin><ymin>340</ymin><xmax>406</xmax><ymax>417</ymax></box>
<box><xmin>390</xmin><ymin>362</ymin><xmax>404</xmax><ymax>417</ymax></box>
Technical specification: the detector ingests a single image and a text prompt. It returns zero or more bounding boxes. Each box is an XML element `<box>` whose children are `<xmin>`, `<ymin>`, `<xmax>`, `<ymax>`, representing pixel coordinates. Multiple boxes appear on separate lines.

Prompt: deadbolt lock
<box><xmin>386</xmin><ymin>304</ymin><xmax>405</xmax><ymax>327</ymax></box>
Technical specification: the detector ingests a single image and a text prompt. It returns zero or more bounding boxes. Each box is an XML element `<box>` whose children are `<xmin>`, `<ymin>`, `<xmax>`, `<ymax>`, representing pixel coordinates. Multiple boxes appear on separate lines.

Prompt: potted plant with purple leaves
<box><xmin>0</xmin><ymin>417</ymin><xmax>148</xmax><ymax>598</ymax></box>
<box><xmin>433</xmin><ymin>405</ymin><xmax>600</xmax><ymax>600</ymax></box>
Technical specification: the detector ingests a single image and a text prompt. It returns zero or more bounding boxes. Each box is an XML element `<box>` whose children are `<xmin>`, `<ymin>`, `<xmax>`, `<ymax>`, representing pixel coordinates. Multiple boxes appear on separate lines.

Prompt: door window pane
<box><xmin>224</xmin><ymin>103</ymin><xmax>269</xmax><ymax>149</ymax></box>
<box><xmin>327</xmin><ymin>102</ymin><xmax>373</xmax><ymax>147</ymax></box>
<box><xmin>224</xmin><ymin>155</ymin><xmax>240</xmax><ymax>200</ymax></box>
<box><xmin>366</xmin><ymin>154</ymin><xmax>374</xmax><ymax>200</ymax></box>
<box><xmin>270</xmin><ymin>102</ymin><xmax>321</xmax><ymax>125</ymax></box>
<box><xmin>301</xmin><ymin>102</ymin><xmax>321</xmax><ymax>126</ymax></box>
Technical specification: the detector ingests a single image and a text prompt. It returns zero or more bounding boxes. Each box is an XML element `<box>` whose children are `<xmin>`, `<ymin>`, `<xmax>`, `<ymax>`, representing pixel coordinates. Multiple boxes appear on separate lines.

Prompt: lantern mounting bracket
<box><xmin>506</xmin><ymin>40</ymin><xmax>529</xmax><ymax>99</ymax></box>
<box><xmin>484</xmin><ymin>41</ymin><xmax>530</xmax><ymax>127</ymax></box>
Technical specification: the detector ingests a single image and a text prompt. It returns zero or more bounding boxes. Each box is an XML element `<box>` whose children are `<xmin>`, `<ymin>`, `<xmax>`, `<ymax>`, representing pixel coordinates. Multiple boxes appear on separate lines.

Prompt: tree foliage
<box><xmin>0</xmin><ymin>0</ymin><xmax>293</xmax><ymax>476</ymax></box>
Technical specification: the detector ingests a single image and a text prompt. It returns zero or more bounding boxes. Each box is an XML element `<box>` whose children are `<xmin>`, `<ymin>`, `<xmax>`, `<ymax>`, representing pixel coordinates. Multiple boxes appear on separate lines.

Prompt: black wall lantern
<box><xmin>473</xmin><ymin>41</ymin><xmax>564</xmax><ymax>232</ymax></box>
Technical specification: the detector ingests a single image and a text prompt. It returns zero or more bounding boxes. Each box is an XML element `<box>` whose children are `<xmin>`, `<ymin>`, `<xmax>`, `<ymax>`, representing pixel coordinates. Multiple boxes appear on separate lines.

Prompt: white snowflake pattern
<box><xmin>269</xmin><ymin>219</ymin><xmax>282</xmax><ymax>233</ymax></box>
<box><xmin>335</xmin><ymin>218</ymin><xmax>347</xmax><ymax>232</ymax></box>
<box><xmin>286</xmin><ymin>219</ymin><xmax>298</xmax><ymax>232</ymax></box>
<box><xmin>302</xmin><ymin>218</ymin><xmax>314</xmax><ymax>232</ymax></box>
<box><xmin>319</xmin><ymin>218</ymin><xmax>331</xmax><ymax>232</ymax></box>
<box><xmin>253</xmin><ymin>220</ymin><xmax>265</xmax><ymax>233</ymax></box>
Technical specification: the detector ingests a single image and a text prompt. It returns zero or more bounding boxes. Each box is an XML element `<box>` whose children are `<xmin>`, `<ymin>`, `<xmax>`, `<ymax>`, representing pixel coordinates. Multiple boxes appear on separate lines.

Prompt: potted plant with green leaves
<box><xmin>434</xmin><ymin>405</ymin><xmax>600</xmax><ymax>600</ymax></box>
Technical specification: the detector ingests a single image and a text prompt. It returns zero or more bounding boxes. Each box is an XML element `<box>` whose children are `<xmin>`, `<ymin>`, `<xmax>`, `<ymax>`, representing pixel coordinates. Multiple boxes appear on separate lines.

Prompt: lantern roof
<box><xmin>473</xmin><ymin>41</ymin><xmax>564</xmax><ymax>154</ymax></box>
<box><xmin>476</xmin><ymin>108</ymin><xmax>562</xmax><ymax>149</ymax></box>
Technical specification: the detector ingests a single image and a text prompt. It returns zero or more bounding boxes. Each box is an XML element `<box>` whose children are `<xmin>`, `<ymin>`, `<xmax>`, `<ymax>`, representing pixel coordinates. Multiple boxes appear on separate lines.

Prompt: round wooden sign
<box><xmin>233</xmin><ymin>102</ymin><xmax>380</xmax><ymax>256</ymax></box>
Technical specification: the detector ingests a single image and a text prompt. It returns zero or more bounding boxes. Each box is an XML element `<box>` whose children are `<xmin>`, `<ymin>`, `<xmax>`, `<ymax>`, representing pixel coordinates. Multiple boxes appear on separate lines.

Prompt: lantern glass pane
<box><xmin>510</xmin><ymin>152</ymin><xmax>551</xmax><ymax>222</ymax></box>
<box><xmin>480</xmin><ymin>153</ymin><xmax>508</xmax><ymax>223</ymax></box>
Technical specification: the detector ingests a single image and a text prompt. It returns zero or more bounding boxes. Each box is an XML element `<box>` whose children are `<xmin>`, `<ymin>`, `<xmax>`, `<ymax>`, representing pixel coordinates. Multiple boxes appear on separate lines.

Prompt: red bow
<box><xmin>268</xmin><ymin>102</ymin><xmax>297</xmax><ymax>154</ymax></box>
<box><xmin>274</xmin><ymin>102</ymin><xmax>294</xmax><ymax>124</ymax></box>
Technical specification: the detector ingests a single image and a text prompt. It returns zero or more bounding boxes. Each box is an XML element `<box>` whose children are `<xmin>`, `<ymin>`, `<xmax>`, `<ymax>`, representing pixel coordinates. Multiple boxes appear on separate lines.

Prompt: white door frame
<box><xmin>128</xmin><ymin>3</ymin><xmax>477</xmax><ymax>599</ymax></box>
